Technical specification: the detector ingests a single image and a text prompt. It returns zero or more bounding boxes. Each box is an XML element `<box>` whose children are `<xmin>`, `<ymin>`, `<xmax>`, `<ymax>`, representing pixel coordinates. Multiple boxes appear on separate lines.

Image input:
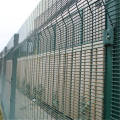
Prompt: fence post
<box><xmin>9</xmin><ymin>34</ymin><xmax>19</xmax><ymax>120</ymax></box>
<box><xmin>103</xmin><ymin>0</ymin><xmax>117</xmax><ymax>119</ymax></box>
<box><xmin>0</xmin><ymin>47</ymin><xmax>7</xmax><ymax>120</ymax></box>
<box><xmin>104</xmin><ymin>39</ymin><xmax>113</xmax><ymax>120</ymax></box>
<box><xmin>1</xmin><ymin>47</ymin><xmax>7</xmax><ymax>98</ymax></box>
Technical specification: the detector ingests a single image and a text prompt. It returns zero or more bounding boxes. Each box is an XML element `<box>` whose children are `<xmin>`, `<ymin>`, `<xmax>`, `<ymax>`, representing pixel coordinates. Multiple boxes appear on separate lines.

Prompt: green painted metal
<box><xmin>110</xmin><ymin>0</ymin><xmax>120</xmax><ymax>119</ymax></box>
<box><xmin>1</xmin><ymin>47</ymin><xmax>7</xmax><ymax>99</ymax></box>
<box><xmin>9</xmin><ymin>34</ymin><xmax>19</xmax><ymax>120</ymax></box>
<box><xmin>1</xmin><ymin>47</ymin><xmax>7</xmax><ymax>119</ymax></box>
<box><xmin>104</xmin><ymin>42</ymin><xmax>113</xmax><ymax>120</ymax></box>
<box><xmin>0</xmin><ymin>0</ymin><xmax>120</xmax><ymax>120</ymax></box>
<box><xmin>103</xmin><ymin>5</ymin><xmax>114</xmax><ymax>118</ymax></box>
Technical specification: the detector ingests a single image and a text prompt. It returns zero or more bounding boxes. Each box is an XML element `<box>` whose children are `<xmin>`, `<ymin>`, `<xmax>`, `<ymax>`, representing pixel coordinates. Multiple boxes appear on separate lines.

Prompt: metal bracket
<box><xmin>103</xmin><ymin>25</ymin><xmax>114</xmax><ymax>46</ymax></box>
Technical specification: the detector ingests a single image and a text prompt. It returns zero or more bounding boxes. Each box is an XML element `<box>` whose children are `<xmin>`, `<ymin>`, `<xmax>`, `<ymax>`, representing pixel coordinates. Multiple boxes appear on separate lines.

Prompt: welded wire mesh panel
<box><xmin>14</xmin><ymin>0</ymin><xmax>106</xmax><ymax>120</ymax></box>
<box><xmin>6</xmin><ymin>60</ymin><xmax>12</xmax><ymax>82</ymax></box>
<box><xmin>3</xmin><ymin>0</ymin><xmax>120</xmax><ymax>120</ymax></box>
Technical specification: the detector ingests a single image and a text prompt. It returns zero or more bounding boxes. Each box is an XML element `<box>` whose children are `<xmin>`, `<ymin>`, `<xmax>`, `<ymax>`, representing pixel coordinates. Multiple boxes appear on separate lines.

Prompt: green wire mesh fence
<box><xmin>0</xmin><ymin>0</ymin><xmax>120</xmax><ymax>120</ymax></box>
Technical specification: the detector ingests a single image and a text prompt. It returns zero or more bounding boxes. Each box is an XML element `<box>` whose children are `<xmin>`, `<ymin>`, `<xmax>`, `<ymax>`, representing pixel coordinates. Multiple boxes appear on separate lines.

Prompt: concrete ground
<box><xmin>15</xmin><ymin>88</ymin><xmax>55</xmax><ymax>120</ymax></box>
<box><xmin>0</xmin><ymin>79</ymin><xmax>55</xmax><ymax>120</ymax></box>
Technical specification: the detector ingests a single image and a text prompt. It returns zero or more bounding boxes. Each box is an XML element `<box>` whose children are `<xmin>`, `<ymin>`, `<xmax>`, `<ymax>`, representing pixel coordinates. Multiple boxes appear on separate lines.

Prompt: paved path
<box><xmin>0</xmin><ymin>79</ymin><xmax>55</xmax><ymax>120</ymax></box>
<box><xmin>15</xmin><ymin>89</ymin><xmax>55</xmax><ymax>120</ymax></box>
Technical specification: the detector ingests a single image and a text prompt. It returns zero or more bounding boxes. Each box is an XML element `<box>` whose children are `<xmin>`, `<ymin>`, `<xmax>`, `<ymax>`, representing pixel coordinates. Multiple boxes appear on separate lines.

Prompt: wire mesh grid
<box><xmin>0</xmin><ymin>0</ymin><xmax>120</xmax><ymax>120</ymax></box>
<box><xmin>15</xmin><ymin>0</ymin><xmax>106</xmax><ymax>119</ymax></box>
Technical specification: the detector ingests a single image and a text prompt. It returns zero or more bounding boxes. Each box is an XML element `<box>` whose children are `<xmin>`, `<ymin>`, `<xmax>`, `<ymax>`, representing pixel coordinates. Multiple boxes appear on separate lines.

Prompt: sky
<box><xmin>0</xmin><ymin>0</ymin><xmax>41</xmax><ymax>52</ymax></box>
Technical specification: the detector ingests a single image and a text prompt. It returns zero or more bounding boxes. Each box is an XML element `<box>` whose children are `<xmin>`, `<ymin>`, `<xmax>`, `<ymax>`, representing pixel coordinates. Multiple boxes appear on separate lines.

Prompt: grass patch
<box><xmin>0</xmin><ymin>107</ymin><xmax>3</xmax><ymax>120</ymax></box>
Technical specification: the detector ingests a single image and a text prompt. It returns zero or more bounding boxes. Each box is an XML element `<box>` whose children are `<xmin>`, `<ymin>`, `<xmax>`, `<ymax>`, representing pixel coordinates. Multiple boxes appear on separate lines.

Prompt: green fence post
<box><xmin>9</xmin><ymin>34</ymin><xmax>19</xmax><ymax>120</ymax></box>
<box><xmin>1</xmin><ymin>47</ymin><xmax>7</xmax><ymax>119</ymax></box>
<box><xmin>104</xmin><ymin>36</ymin><xmax>113</xmax><ymax>120</ymax></box>
<box><xmin>104</xmin><ymin>1</ymin><xmax>114</xmax><ymax>119</ymax></box>
<box><xmin>103</xmin><ymin>0</ymin><xmax>119</xmax><ymax>119</ymax></box>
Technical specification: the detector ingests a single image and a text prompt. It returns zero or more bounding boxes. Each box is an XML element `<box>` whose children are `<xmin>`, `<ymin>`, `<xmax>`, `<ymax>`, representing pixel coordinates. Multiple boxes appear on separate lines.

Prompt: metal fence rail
<box><xmin>0</xmin><ymin>0</ymin><xmax>120</xmax><ymax>120</ymax></box>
